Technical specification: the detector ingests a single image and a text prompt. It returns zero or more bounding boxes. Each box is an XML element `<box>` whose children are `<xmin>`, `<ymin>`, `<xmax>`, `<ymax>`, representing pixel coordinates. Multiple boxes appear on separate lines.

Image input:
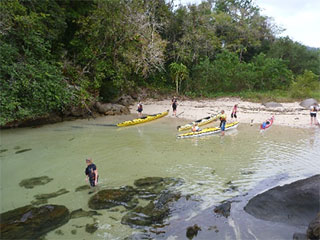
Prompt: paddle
<box><xmin>176</xmin><ymin>111</ymin><xmax>184</xmax><ymax>118</ymax></box>
<box><xmin>87</xmin><ymin>123</ymin><xmax>117</xmax><ymax>127</ymax></box>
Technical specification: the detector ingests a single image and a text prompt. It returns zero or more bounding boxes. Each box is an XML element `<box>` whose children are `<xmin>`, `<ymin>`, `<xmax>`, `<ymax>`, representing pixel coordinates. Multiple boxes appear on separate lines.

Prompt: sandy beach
<box><xmin>130</xmin><ymin>97</ymin><xmax>319</xmax><ymax>129</ymax></box>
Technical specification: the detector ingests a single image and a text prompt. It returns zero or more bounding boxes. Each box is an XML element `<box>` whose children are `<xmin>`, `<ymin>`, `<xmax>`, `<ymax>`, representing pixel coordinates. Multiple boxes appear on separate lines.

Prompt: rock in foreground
<box><xmin>0</xmin><ymin>204</ymin><xmax>69</xmax><ymax>239</ymax></box>
<box><xmin>88</xmin><ymin>186</ymin><xmax>137</xmax><ymax>210</ymax></box>
<box><xmin>244</xmin><ymin>175</ymin><xmax>320</xmax><ymax>226</ymax></box>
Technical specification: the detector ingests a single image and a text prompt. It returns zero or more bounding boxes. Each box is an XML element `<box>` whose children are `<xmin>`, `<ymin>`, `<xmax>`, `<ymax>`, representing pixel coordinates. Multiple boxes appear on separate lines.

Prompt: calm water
<box><xmin>0</xmin><ymin>115</ymin><xmax>319</xmax><ymax>239</ymax></box>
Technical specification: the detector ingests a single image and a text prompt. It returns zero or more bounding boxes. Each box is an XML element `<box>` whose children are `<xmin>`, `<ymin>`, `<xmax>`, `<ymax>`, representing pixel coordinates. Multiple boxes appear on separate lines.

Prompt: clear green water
<box><xmin>0</xmin><ymin>115</ymin><xmax>319</xmax><ymax>239</ymax></box>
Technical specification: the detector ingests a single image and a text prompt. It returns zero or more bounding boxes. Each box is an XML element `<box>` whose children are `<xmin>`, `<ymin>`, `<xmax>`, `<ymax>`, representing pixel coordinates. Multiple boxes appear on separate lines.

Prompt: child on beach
<box><xmin>137</xmin><ymin>101</ymin><xmax>143</xmax><ymax>117</ymax></box>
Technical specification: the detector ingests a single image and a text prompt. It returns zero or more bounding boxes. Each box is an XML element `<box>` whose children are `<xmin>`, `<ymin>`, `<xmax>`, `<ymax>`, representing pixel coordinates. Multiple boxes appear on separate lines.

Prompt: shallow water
<box><xmin>0</xmin><ymin>115</ymin><xmax>319</xmax><ymax>239</ymax></box>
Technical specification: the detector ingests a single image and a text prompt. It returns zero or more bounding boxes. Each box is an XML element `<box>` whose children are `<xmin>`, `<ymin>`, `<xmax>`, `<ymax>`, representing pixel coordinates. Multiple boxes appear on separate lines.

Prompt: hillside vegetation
<box><xmin>1</xmin><ymin>0</ymin><xmax>319</xmax><ymax>125</ymax></box>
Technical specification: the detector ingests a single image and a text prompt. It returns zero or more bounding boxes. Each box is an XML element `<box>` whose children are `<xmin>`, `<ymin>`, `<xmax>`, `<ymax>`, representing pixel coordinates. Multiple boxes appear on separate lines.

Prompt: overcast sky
<box><xmin>176</xmin><ymin>0</ymin><xmax>320</xmax><ymax>48</ymax></box>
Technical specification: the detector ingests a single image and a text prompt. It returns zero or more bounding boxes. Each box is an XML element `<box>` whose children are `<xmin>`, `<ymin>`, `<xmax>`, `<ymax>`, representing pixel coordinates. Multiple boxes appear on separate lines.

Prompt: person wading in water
<box><xmin>85</xmin><ymin>158</ymin><xmax>98</xmax><ymax>189</ymax></box>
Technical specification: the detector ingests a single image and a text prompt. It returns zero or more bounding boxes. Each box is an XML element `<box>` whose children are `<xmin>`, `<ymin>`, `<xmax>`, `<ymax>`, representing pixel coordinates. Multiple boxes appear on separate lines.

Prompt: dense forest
<box><xmin>1</xmin><ymin>0</ymin><xmax>319</xmax><ymax>125</ymax></box>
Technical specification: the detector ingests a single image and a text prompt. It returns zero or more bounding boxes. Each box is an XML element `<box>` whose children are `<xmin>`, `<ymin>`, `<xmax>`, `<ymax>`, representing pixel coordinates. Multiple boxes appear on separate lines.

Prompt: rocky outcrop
<box><xmin>300</xmin><ymin>98</ymin><xmax>318</xmax><ymax>109</ymax></box>
<box><xmin>95</xmin><ymin>102</ymin><xmax>130</xmax><ymax>115</ymax></box>
<box><xmin>244</xmin><ymin>175</ymin><xmax>320</xmax><ymax>226</ymax></box>
<box><xmin>262</xmin><ymin>102</ymin><xmax>283</xmax><ymax>108</ymax></box>
<box><xmin>88</xmin><ymin>186</ymin><xmax>137</xmax><ymax>210</ymax></box>
<box><xmin>214</xmin><ymin>201</ymin><xmax>232</xmax><ymax>218</ymax></box>
<box><xmin>121</xmin><ymin>191</ymin><xmax>181</xmax><ymax>228</ymax></box>
<box><xmin>186</xmin><ymin>224</ymin><xmax>201</xmax><ymax>239</ymax></box>
<box><xmin>307</xmin><ymin>212</ymin><xmax>320</xmax><ymax>240</ymax></box>
<box><xmin>117</xmin><ymin>95</ymin><xmax>135</xmax><ymax>106</ymax></box>
<box><xmin>0</xmin><ymin>204</ymin><xmax>70</xmax><ymax>239</ymax></box>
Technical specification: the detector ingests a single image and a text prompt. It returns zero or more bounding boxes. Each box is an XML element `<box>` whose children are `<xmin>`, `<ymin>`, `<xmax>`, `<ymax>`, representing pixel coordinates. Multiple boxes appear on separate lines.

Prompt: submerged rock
<box><xmin>134</xmin><ymin>177</ymin><xmax>164</xmax><ymax>187</ymax></box>
<box><xmin>88</xmin><ymin>186</ymin><xmax>137</xmax><ymax>210</ymax></box>
<box><xmin>70</xmin><ymin>209</ymin><xmax>102</xmax><ymax>219</ymax></box>
<box><xmin>186</xmin><ymin>224</ymin><xmax>201</xmax><ymax>239</ymax></box>
<box><xmin>306</xmin><ymin>212</ymin><xmax>320</xmax><ymax>240</ymax></box>
<box><xmin>75</xmin><ymin>185</ymin><xmax>91</xmax><ymax>192</ymax></box>
<box><xmin>121</xmin><ymin>191</ymin><xmax>181</xmax><ymax>228</ymax></box>
<box><xmin>32</xmin><ymin>189</ymin><xmax>69</xmax><ymax>205</ymax></box>
<box><xmin>214</xmin><ymin>201</ymin><xmax>232</xmax><ymax>218</ymax></box>
<box><xmin>244</xmin><ymin>175</ymin><xmax>320</xmax><ymax>226</ymax></box>
<box><xmin>19</xmin><ymin>176</ymin><xmax>53</xmax><ymax>189</ymax></box>
<box><xmin>0</xmin><ymin>204</ymin><xmax>70</xmax><ymax>239</ymax></box>
<box><xmin>134</xmin><ymin>177</ymin><xmax>184</xmax><ymax>200</ymax></box>
<box><xmin>85</xmin><ymin>223</ymin><xmax>98</xmax><ymax>234</ymax></box>
<box><xmin>0</xmin><ymin>149</ymin><xmax>8</xmax><ymax>153</ymax></box>
<box><xmin>15</xmin><ymin>148</ymin><xmax>32</xmax><ymax>154</ymax></box>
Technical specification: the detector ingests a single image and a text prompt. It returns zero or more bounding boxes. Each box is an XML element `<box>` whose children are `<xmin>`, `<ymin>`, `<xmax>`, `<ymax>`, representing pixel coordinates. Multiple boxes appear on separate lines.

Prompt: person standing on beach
<box><xmin>137</xmin><ymin>101</ymin><xmax>143</xmax><ymax>117</ymax></box>
<box><xmin>172</xmin><ymin>97</ymin><xmax>178</xmax><ymax>116</ymax></box>
<box><xmin>310</xmin><ymin>104</ymin><xmax>318</xmax><ymax>125</ymax></box>
<box><xmin>219</xmin><ymin>110</ymin><xmax>227</xmax><ymax>136</ymax></box>
<box><xmin>231</xmin><ymin>104</ymin><xmax>238</xmax><ymax>122</ymax></box>
<box><xmin>85</xmin><ymin>158</ymin><xmax>98</xmax><ymax>188</ymax></box>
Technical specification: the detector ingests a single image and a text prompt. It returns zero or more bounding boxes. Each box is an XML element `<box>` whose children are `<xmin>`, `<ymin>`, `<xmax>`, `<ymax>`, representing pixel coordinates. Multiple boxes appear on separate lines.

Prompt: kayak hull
<box><xmin>260</xmin><ymin>116</ymin><xmax>274</xmax><ymax>130</ymax></box>
<box><xmin>117</xmin><ymin>110</ymin><xmax>169</xmax><ymax>127</ymax></box>
<box><xmin>177</xmin><ymin>122</ymin><xmax>239</xmax><ymax>139</ymax></box>
<box><xmin>177</xmin><ymin>114</ymin><xmax>219</xmax><ymax>131</ymax></box>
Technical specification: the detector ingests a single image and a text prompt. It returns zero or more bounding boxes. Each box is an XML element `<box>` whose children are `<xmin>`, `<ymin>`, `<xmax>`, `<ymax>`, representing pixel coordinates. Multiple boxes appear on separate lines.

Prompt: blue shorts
<box><xmin>220</xmin><ymin>121</ymin><xmax>226</xmax><ymax>131</ymax></box>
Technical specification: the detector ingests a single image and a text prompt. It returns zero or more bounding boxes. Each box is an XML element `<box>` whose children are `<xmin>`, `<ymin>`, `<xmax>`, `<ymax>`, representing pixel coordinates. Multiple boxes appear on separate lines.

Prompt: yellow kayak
<box><xmin>177</xmin><ymin>114</ymin><xmax>219</xmax><ymax>131</ymax></box>
<box><xmin>117</xmin><ymin>110</ymin><xmax>169</xmax><ymax>127</ymax></box>
<box><xmin>177</xmin><ymin>122</ymin><xmax>239</xmax><ymax>139</ymax></box>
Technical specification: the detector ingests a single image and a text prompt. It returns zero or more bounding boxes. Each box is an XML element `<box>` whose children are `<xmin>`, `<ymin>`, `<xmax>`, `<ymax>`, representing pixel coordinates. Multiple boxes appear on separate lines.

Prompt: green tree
<box><xmin>169</xmin><ymin>62</ymin><xmax>189</xmax><ymax>94</ymax></box>
<box><xmin>290</xmin><ymin>70</ymin><xmax>320</xmax><ymax>98</ymax></box>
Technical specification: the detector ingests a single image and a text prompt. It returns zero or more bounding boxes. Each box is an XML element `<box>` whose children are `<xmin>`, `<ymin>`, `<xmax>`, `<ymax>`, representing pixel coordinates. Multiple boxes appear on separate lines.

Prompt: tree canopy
<box><xmin>1</xmin><ymin>0</ymin><xmax>319</xmax><ymax>125</ymax></box>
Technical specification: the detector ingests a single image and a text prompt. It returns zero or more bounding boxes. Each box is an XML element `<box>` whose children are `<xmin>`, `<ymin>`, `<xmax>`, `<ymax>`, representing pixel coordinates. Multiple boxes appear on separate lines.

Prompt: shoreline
<box><xmin>130</xmin><ymin>97</ymin><xmax>319</xmax><ymax>129</ymax></box>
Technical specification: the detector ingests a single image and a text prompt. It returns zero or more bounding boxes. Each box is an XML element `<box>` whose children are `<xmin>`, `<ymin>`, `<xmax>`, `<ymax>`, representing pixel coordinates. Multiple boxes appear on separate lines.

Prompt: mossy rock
<box><xmin>88</xmin><ymin>186</ymin><xmax>137</xmax><ymax>210</ymax></box>
<box><xmin>19</xmin><ymin>176</ymin><xmax>53</xmax><ymax>189</ymax></box>
<box><xmin>0</xmin><ymin>205</ymin><xmax>70</xmax><ymax>239</ymax></box>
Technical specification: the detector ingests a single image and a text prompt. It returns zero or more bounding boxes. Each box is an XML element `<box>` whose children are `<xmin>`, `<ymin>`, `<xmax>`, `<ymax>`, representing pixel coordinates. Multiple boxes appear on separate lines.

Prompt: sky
<box><xmin>176</xmin><ymin>0</ymin><xmax>320</xmax><ymax>48</ymax></box>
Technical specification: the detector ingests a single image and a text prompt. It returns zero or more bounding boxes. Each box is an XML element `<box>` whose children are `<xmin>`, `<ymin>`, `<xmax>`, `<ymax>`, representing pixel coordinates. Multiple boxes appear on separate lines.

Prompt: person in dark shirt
<box><xmin>85</xmin><ymin>158</ymin><xmax>98</xmax><ymax>187</ymax></box>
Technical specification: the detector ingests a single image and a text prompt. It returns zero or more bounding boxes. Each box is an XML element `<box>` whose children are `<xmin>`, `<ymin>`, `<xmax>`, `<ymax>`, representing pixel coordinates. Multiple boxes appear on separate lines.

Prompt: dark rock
<box><xmin>88</xmin><ymin>186</ymin><xmax>137</xmax><ymax>210</ymax></box>
<box><xmin>32</xmin><ymin>188</ymin><xmax>69</xmax><ymax>205</ymax></box>
<box><xmin>262</xmin><ymin>102</ymin><xmax>283</xmax><ymax>108</ymax></box>
<box><xmin>19</xmin><ymin>176</ymin><xmax>53</xmax><ymax>189</ymax></box>
<box><xmin>70</xmin><ymin>209</ymin><xmax>102</xmax><ymax>219</ymax></box>
<box><xmin>85</xmin><ymin>223</ymin><xmax>98</xmax><ymax>234</ymax></box>
<box><xmin>15</xmin><ymin>148</ymin><xmax>32</xmax><ymax>154</ymax></box>
<box><xmin>71</xmin><ymin>229</ymin><xmax>77</xmax><ymax>235</ymax></box>
<box><xmin>134</xmin><ymin>177</ymin><xmax>184</xmax><ymax>200</ymax></box>
<box><xmin>134</xmin><ymin>177</ymin><xmax>164</xmax><ymax>187</ymax></box>
<box><xmin>95</xmin><ymin>102</ymin><xmax>130</xmax><ymax>115</ymax></box>
<box><xmin>117</xmin><ymin>95</ymin><xmax>134</xmax><ymax>106</ymax></box>
<box><xmin>244</xmin><ymin>175</ymin><xmax>320</xmax><ymax>226</ymax></box>
<box><xmin>75</xmin><ymin>185</ymin><xmax>91</xmax><ymax>192</ymax></box>
<box><xmin>307</xmin><ymin>212</ymin><xmax>320</xmax><ymax>240</ymax></box>
<box><xmin>186</xmin><ymin>224</ymin><xmax>201</xmax><ymax>239</ymax></box>
<box><xmin>0</xmin><ymin>204</ymin><xmax>70</xmax><ymax>239</ymax></box>
<box><xmin>0</xmin><ymin>149</ymin><xmax>8</xmax><ymax>153</ymax></box>
<box><xmin>121</xmin><ymin>191</ymin><xmax>181</xmax><ymax>228</ymax></box>
<box><xmin>214</xmin><ymin>201</ymin><xmax>232</xmax><ymax>218</ymax></box>
<box><xmin>293</xmin><ymin>232</ymin><xmax>307</xmax><ymax>240</ymax></box>
<box><xmin>300</xmin><ymin>99</ymin><xmax>319</xmax><ymax>109</ymax></box>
